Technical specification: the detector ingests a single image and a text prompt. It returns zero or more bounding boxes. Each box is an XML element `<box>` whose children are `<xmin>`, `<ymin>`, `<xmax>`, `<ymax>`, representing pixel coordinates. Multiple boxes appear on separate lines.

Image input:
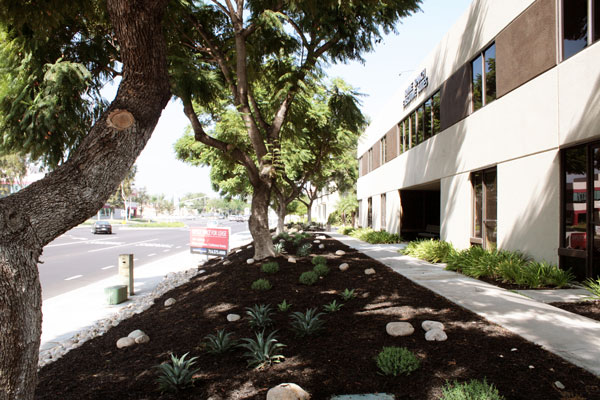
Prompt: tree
<box><xmin>0</xmin><ymin>154</ymin><xmax>28</xmax><ymax>196</ymax></box>
<box><xmin>169</xmin><ymin>0</ymin><xmax>422</xmax><ymax>259</ymax></box>
<box><xmin>0</xmin><ymin>1</ymin><xmax>171</xmax><ymax>398</ymax></box>
<box><xmin>180</xmin><ymin>192</ymin><xmax>208</xmax><ymax>214</ymax></box>
<box><xmin>107</xmin><ymin>165</ymin><xmax>137</xmax><ymax>220</ymax></box>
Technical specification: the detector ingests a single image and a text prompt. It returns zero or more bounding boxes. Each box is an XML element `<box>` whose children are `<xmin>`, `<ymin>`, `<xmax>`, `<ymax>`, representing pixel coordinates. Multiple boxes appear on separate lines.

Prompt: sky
<box><xmin>132</xmin><ymin>0</ymin><xmax>474</xmax><ymax>200</ymax></box>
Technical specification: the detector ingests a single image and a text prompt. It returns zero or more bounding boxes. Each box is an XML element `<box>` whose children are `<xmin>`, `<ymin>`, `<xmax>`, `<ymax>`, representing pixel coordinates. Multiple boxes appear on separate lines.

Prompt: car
<box><xmin>91</xmin><ymin>220</ymin><xmax>112</xmax><ymax>234</ymax></box>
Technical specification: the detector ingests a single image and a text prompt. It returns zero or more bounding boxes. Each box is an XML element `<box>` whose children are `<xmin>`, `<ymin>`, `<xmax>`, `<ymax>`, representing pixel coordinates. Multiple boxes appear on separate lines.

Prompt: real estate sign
<box><xmin>190</xmin><ymin>227</ymin><xmax>230</xmax><ymax>257</ymax></box>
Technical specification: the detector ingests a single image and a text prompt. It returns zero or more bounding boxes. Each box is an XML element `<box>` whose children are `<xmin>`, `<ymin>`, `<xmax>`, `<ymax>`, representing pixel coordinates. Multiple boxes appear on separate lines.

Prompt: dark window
<box><xmin>409</xmin><ymin>113</ymin><xmax>417</xmax><ymax>148</ymax></box>
<box><xmin>424</xmin><ymin>99</ymin><xmax>432</xmax><ymax>139</ymax></box>
<box><xmin>380</xmin><ymin>137</ymin><xmax>386</xmax><ymax>164</ymax></box>
<box><xmin>432</xmin><ymin>91</ymin><xmax>441</xmax><ymax>135</ymax></box>
<box><xmin>416</xmin><ymin>109</ymin><xmax>424</xmax><ymax>144</ymax></box>
<box><xmin>594</xmin><ymin>0</ymin><xmax>599</xmax><ymax>42</ymax></box>
<box><xmin>484</xmin><ymin>44</ymin><xmax>496</xmax><ymax>104</ymax></box>
<box><xmin>563</xmin><ymin>0</ymin><xmax>589</xmax><ymax>59</ymax></box>
<box><xmin>368</xmin><ymin>148</ymin><xmax>373</xmax><ymax>172</ymax></box>
<box><xmin>367</xmin><ymin>197</ymin><xmax>373</xmax><ymax>228</ymax></box>
<box><xmin>401</xmin><ymin>121</ymin><xmax>407</xmax><ymax>153</ymax></box>
<box><xmin>381</xmin><ymin>194</ymin><xmax>386</xmax><ymax>229</ymax></box>
<box><xmin>471</xmin><ymin>167</ymin><xmax>497</xmax><ymax>249</ymax></box>
<box><xmin>471</xmin><ymin>54</ymin><xmax>483</xmax><ymax>111</ymax></box>
<box><xmin>472</xmin><ymin>172</ymin><xmax>483</xmax><ymax>238</ymax></box>
<box><xmin>563</xmin><ymin>146</ymin><xmax>587</xmax><ymax>248</ymax></box>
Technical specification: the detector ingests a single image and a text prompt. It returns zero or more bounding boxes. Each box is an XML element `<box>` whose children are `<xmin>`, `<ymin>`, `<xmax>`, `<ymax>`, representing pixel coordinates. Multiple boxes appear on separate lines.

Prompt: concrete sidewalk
<box><xmin>40</xmin><ymin>229</ymin><xmax>253</xmax><ymax>351</ymax></box>
<box><xmin>328</xmin><ymin>232</ymin><xmax>600</xmax><ymax>377</ymax></box>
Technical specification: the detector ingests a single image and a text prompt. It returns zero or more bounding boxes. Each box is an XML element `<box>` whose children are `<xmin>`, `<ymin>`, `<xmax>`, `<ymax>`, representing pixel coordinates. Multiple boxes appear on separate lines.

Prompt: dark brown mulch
<box><xmin>550</xmin><ymin>300</ymin><xmax>600</xmax><ymax>323</ymax></box>
<box><xmin>35</xmin><ymin>235</ymin><xmax>600</xmax><ymax>400</ymax></box>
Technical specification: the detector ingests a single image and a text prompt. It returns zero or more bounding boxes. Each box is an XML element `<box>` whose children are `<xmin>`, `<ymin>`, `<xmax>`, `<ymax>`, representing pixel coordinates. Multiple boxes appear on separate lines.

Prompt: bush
<box><xmin>245</xmin><ymin>304</ymin><xmax>274</xmax><ymax>329</ymax></box>
<box><xmin>289</xmin><ymin>308</ymin><xmax>326</xmax><ymax>336</ymax></box>
<box><xmin>311</xmin><ymin>255</ymin><xmax>327</xmax><ymax>266</ymax></box>
<box><xmin>238</xmin><ymin>330</ymin><xmax>285</xmax><ymax>369</ymax></box>
<box><xmin>261</xmin><ymin>261</ymin><xmax>279</xmax><ymax>274</ymax></box>
<box><xmin>401</xmin><ymin>239</ymin><xmax>457</xmax><ymax>263</ymax></box>
<box><xmin>299</xmin><ymin>271</ymin><xmax>319</xmax><ymax>285</ymax></box>
<box><xmin>203</xmin><ymin>330</ymin><xmax>237</xmax><ymax>354</ymax></box>
<box><xmin>251</xmin><ymin>279</ymin><xmax>272</xmax><ymax>291</ymax></box>
<box><xmin>313</xmin><ymin>263</ymin><xmax>330</xmax><ymax>277</ymax></box>
<box><xmin>340</xmin><ymin>226</ymin><xmax>355</xmax><ymax>235</ymax></box>
<box><xmin>583</xmin><ymin>277</ymin><xmax>600</xmax><ymax>300</ymax></box>
<box><xmin>440</xmin><ymin>378</ymin><xmax>504</xmax><ymax>400</ymax></box>
<box><xmin>375</xmin><ymin>346</ymin><xmax>420</xmax><ymax>376</ymax></box>
<box><xmin>350</xmin><ymin>228</ymin><xmax>402</xmax><ymax>244</ymax></box>
<box><xmin>296</xmin><ymin>243</ymin><xmax>312</xmax><ymax>257</ymax></box>
<box><xmin>155</xmin><ymin>353</ymin><xmax>200</xmax><ymax>393</ymax></box>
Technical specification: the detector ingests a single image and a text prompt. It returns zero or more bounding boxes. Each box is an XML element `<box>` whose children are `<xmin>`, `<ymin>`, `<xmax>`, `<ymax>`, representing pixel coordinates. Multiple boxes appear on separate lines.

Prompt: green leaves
<box><xmin>155</xmin><ymin>352</ymin><xmax>200</xmax><ymax>393</ymax></box>
<box><xmin>238</xmin><ymin>330</ymin><xmax>285</xmax><ymax>368</ymax></box>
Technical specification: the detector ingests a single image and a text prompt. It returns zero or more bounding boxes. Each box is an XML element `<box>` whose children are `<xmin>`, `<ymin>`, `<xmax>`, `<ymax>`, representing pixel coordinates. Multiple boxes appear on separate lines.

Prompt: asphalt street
<box><xmin>39</xmin><ymin>219</ymin><xmax>247</xmax><ymax>300</ymax></box>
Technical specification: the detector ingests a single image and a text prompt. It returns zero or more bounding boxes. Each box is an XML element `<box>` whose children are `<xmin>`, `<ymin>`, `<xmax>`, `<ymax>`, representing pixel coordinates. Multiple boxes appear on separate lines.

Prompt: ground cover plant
<box><xmin>400</xmin><ymin>239</ymin><xmax>457</xmax><ymax>263</ymax></box>
<box><xmin>349</xmin><ymin>228</ymin><xmax>402</xmax><ymax>244</ymax></box>
<box><xmin>35</xmin><ymin>235</ymin><xmax>600</xmax><ymax>399</ymax></box>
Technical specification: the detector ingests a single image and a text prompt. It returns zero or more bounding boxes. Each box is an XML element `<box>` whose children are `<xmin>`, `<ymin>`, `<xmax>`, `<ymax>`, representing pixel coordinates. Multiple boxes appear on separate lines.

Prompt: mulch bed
<box><xmin>550</xmin><ymin>300</ymin><xmax>600</xmax><ymax>323</ymax></box>
<box><xmin>35</xmin><ymin>234</ymin><xmax>600</xmax><ymax>399</ymax></box>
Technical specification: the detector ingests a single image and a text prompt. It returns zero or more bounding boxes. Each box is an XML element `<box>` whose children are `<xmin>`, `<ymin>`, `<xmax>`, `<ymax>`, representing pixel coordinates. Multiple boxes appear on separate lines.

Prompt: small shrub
<box><xmin>401</xmin><ymin>239</ymin><xmax>457</xmax><ymax>263</ymax></box>
<box><xmin>312</xmin><ymin>255</ymin><xmax>327</xmax><ymax>266</ymax></box>
<box><xmin>350</xmin><ymin>228</ymin><xmax>402</xmax><ymax>244</ymax></box>
<box><xmin>251</xmin><ymin>278</ymin><xmax>272</xmax><ymax>291</ymax></box>
<box><xmin>583</xmin><ymin>277</ymin><xmax>600</xmax><ymax>300</ymax></box>
<box><xmin>340</xmin><ymin>226</ymin><xmax>355</xmax><ymax>235</ymax></box>
<box><xmin>313</xmin><ymin>263</ymin><xmax>330</xmax><ymax>277</ymax></box>
<box><xmin>274</xmin><ymin>242</ymin><xmax>285</xmax><ymax>254</ymax></box>
<box><xmin>296</xmin><ymin>242</ymin><xmax>312</xmax><ymax>257</ymax></box>
<box><xmin>245</xmin><ymin>304</ymin><xmax>274</xmax><ymax>329</ymax></box>
<box><xmin>340</xmin><ymin>288</ymin><xmax>356</xmax><ymax>301</ymax></box>
<box><xmin>203</xmin><ymin>329</ymin><xmax>237</xmax><ymax>354</ymax></box>
<box><xmin>261</xmin><ymin>261</ymin><xmax>279</xmax><ymax>274</ymax></box>
<box><xmin>440</xmin><ymin>378</ymin><xmax>504</xmax><ymax>400</ymax></box>
<box><xmin>238</xmin><ymin>330</ymin><xmax>285</xmax><ymax>368</ymax></box>
<box><xmin>277</xmin><ymin>299</ymin><xmax>292</xmax><ymax>312</ymax></box>
<box><xmin>289</xmin><ymin>308</ymin><xmax>326</xmax><ymax>336</ymax></box>
<box><xmin>273</xmin><ymin>232</ymin><xmax>291</xmax><ymax>243</ymax></box>
<box><xmin>323</xmin><ymin>300</ymin><xmax>343</xmax><ymax>312</ymax></box>
<box><xmin>375</xmin><ymin>346</ymin><xmax>420</xmax><ymax>376</ymax></box>
<box><xmin>299</xmin><ymin>270</ymin><xmax>319</xmax><ymax>285</ymax></box>
<box><xmin>155</xmin><ymin>352</ymin><xmax>200</xmax><ymax>393</ymax></box>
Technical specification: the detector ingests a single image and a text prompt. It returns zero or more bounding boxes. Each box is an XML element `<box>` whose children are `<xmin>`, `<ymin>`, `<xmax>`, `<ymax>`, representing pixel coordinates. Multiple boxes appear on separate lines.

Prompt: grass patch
<box><xmin>400</xmin><ymin>239</ymin><xmax>457</xmax><ymax>263</ymax></box>
<box><xmin>349</xmin><ymin>228</ymin><xmax>402</xmax><ymax>244</ymax></box>
<box><xmin>440</xmin><ymin>378</ymin><xmax>504</xmax><ymax>400</ymax></box>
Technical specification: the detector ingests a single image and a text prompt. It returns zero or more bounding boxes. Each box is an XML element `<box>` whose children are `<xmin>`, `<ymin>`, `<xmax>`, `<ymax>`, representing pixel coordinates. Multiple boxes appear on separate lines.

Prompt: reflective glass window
<box><xmin>432</xmin><ymin>91</ymin><xmax>441</xmax><ymax>135</ymax></box>
<box><xmin>472</xmin><ymin>172</ymin><xmax>483</xmax><ymax>238</ymax></box>
<box><xmin>564</xmin><ymin>146</ymin><xmax>587</xmax><ymax>249</ymax></box>
<box><xmin>416</xmin><ymin>108</ymin><xmax>424</xmax><ymax>144</ymax></box>
<box><xmin>471</xmin><ymin>55</ymin><xmax>483</xmax><ymax>111</ymax></box>
<box><xmin>563</xmin><ymin>0</ymin><xmax>588</xmax><ymax>60</ymax></box>
<box><xmin>424</xmin><ymin>99</ymin><xmax>432</xmax><ymax>140</ymax></box>
<box><xmin>594</xmin><ymin>0</ymin><xmax>599</xmax><ymax>42</ymax></box>
<box><xmin>484</xmin><ymin>44</ymin><xmax>496</xmax><ymax>105</ymax></box>
<box><xmin>409</xmin><ymin>114</ymin><xmax>416</xmax><ymax>149</ymax></box>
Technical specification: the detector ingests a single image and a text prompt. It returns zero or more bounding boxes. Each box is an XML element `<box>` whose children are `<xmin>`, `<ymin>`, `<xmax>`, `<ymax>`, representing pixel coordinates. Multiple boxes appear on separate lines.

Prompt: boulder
<box><xmin>425</xmin><ymin>328</ymin><xmax>448</xmax><ymax>341</ymax></box>
<box><xmin>135</xmin><ymin>335</ymin><xmax>150</xmax><ymax>344</ymax></box>
<box><xmin>421</xmin><ymin>320</ymin><xmax>445</xmax><ymax>332</ymax></box>
<box><xmin>128</xmin><ymin>329</ymin><xmax>146</xmax><ymax>340</ymax></box>
<box><xmin>116</xmin><ymin>337</ymin><xmax>135</xmax><ymax>349</ymax></box>
<box><xmin>386</xmin><ymin>322</ymin><xmax>414</xmax><ymax>337</ymax></box>
<box><xmin>339</xmin><ymin>263</ymin><xmax>349</xmax><ymax>271</ymax></box>
<box><xmin>364</xmin><ymin>268</ymin><xmax>376</xmax><ymax>275</ymax></box>
<box><xmin>335</xmin><ymin>250</ymin><xmax>346</xmax><ymax>256</ymax></box>
<box><xmin>164</xmin><ymin>298</ymin><xmax>176</xmax><ymax>307</ymax></box>
<box><xmin>227</xmin><ymin>313</ymin><xmax>241</xmax><ymax>322</ymax></box>
<box><xmin>266</xmin><ymin>383</ymin><xmax>310</xmax><ymax>400</ymax></box>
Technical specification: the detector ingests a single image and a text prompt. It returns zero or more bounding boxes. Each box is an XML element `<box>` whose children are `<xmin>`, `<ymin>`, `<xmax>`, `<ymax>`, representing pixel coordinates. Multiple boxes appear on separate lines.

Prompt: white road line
<box><xmin>148</xmin><ymin>253</ymin><xmax>157</xmax><ymax>257</ymax></box>
<box><xmin>46</xmin><ymin>236</ymin><xmax>116</xmax><ymax>248</ymax></box>
<box><xmin>64</xmin><ymin>275</ymin><xmax>83</xmax><ymax>281</ymax></box>
<box><xmin>88</xmin><ymin>239</ymin><xmax>158</xmax><ymax>253</ymax></box>
<box><xmin>101</xmin><ymin>265</ymin><xmax>116</xmax><ymax>270</ymax></box>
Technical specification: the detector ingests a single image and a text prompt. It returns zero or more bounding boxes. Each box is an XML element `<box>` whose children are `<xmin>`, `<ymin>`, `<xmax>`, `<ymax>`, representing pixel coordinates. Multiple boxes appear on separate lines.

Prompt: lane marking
<box><xmin>101</xmin><ymin>265</ymin><xmax>116</xmax><ymax>270</ymax></box>
<box><xmin>147</xmin><ymin>253</ymin><xmax>157</xmax><ymax>257</ymax></box>
<box><xmin>64</xmin><ymin>275</ymin><xmax>83</xmax><ymax>281</ymax></box>
<box><xmin>88</xmin><ymin>239</ymin><xmax>158</xmax><ymax>253</ymax></box>
<box><xmin>46</xmin><ymin>236</ymin><xmax>116</xmax><ymax>248</ymax></box>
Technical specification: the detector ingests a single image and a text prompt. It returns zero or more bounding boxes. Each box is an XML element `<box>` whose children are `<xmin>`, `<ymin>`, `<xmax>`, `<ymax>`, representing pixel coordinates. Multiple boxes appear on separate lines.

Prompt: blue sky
<box><xmin>134</xmin><ymin>0</ymin><xmax>474</xmax><ymax>199</ymax></box>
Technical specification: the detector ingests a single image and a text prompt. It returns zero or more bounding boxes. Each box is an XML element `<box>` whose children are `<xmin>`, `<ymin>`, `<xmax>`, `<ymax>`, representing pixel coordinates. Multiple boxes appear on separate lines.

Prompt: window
<box><xmin>381</xmin><ymin>194</ymin><xmax>386</xmax><ymax>230</ymax></box>
<box><xmin>432</xmin><ymin>91</ymin><xmax>441</xmax><ymax>135</ymax></box>
<box><xmin>380</xmin><ymin>137</ymin><xmax>387</xmax><ymax>164</ymax></box>
<box><xmin>562</xmin><ymin>0</ymin><xmax>599</xmax><ymax>60</ymax></box>
<box><xmin>471</xmin><ymin>167</ymin><xmax>497</xmax><ymax>249</ymax></box>
<box><xmin>471</xmin><ymin>43</ymin><xmax>496</xmax><ymax>111</ymax></box>
<box><xmin>368</xmin><ymin>148</ymin><xmax>373</xmax><ymax>173</ymax></box>
<box><xmin>424</xmin><ymin>99</ymin><xmax>432</xmax><ymax>140</ymax></box>
<box><xmin>409</xmin><ymin>113</ymin><xmax>416</xmax><ymax>148</ymax></box>
<box><xmin>358</xmin><ymin>156</ymin><xmax>363</xmax><ymax>176</ymax></box>
<box><xmin>367</xmin><ymin>197</ymin><xmax>373</xmax><ymax>228</ymax></box>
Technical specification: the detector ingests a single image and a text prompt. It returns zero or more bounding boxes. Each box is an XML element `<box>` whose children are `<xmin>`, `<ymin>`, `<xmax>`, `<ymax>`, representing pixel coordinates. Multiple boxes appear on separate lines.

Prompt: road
<box><xmin>39</xmin><ymin>219</ymin><xmax>247</xmax><ymax>300</ymax></box>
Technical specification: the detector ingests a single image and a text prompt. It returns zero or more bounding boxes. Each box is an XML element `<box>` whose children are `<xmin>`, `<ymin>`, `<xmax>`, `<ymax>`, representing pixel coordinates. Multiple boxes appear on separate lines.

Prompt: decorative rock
<box><xmin>313</xmin><ymin>240</ymin><xmax>321</xmax><ymax>244</ymax></box>
<box><xmin>319</xmin><ymin>244</ymin><xmax>325</xmax><ymax>249</ymax></box>
<box><xmin>128</xmin><ymin>329</ymin><xmax>146</xmax><ymax>340</ymax></box>
<box><xmin>335</xmin><ymin>250</ymin><xmax>346</xmax><ymax>256</ymax></box>
<box><xmin>528</xmin><ymin>365</ymin><xmax>535</xmax><ymax>369</ymax></box>
<box><xmin>425</xmin><ymin>328</ymin><xmax>448</xmax><ymax>342</ymax></box>
<box><xmin>279</xmin><ymin>239</ymin><xmax>286</xmax><ymax>243</ymax></box>
<box><xmin>135</xmin><ymin>334</ymin><xmax>150</xmax><ymax>344</ymax></box>
<box><xmin>164</xmin><ymin>298</ymin><xmax>176</xmax><ymax>307</ymax></box>
<box><xmin>236</xmin><ymin>249</ymin><xmax>242</xmax><ymax>253</ymax></box>
<box><xmin>364</xmin><ymin>268</ymin><xmax>376</xmax><ymax>275</ymax></box>
<box><xmin>288</xmin><ymin>257</ymin><xmax>297</xmax><ymax>264</ymax></box>
<box><xmin>266</xmin><ymin>383</ymin><xmax>310</xmax><ymax>400</ymax></box>
<box><xmin>316</xmin><ymin>235</ymin><xmax>326</xmax><ymax>240</ymax></box>
<box><xmin>421</xmin><ymin>320</ymin><xmax>445</xmax><ymax>332</ymax></box>
<box><xmin>247</xmin><ymin>245</ymin><xmax>253</xmax><ymax>249</ymax></box>
<box><xmin>247</xmin><ymin>258</ymin><xmax>255</xmax><ymax>265</ymax></box>
<box><xmin>223</xmin><ymin>260</ymin><xmax>232</xmax><ymax>266</ymax></box>
<box><xmin>339</xmin><ymin>263</ymin><xmax>349</xmax><ymax>271</ymax></box>
<box><xmin>386</xmin><ymin>322</ymin><xmax>415</xmax><ymax>337</ymax></box>
<box><xmin>511</xmin><ymin>348</ymin><xmax>518</xmax><ymax>352</ymax></box>
<box><xmin>116</xmin><ymin>337</ymin><xmax>135</xmax><ymax>349</ymax></box>
<box><xmin>227</xmin><ymin>313</ymin><xmax>241</xmax><ymax>322</ymax></box>
<box><xmin>555</xmin><ymin>381</ymin><xmax>565</xmax><ymax>390</ymax></box>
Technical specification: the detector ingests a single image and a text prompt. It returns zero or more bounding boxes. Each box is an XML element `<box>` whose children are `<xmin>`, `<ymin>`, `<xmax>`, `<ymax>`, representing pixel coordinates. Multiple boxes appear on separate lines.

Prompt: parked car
<box><xmin>91</xmin><ymin>220</ymin><xmax>112</xmax><ymax>234</ymax></box>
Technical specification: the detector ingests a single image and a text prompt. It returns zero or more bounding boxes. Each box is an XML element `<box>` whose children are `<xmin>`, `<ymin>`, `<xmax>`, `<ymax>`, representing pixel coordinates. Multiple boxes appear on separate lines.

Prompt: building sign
<box><xmin>190</xmin><ymin>227</ymin><xmax>230</xmax><ymax>257</ymax></box>
<box><xmin>403</xmin><ymin>69</ymin><xmax>429</xmax><ymax>108</ymax></box>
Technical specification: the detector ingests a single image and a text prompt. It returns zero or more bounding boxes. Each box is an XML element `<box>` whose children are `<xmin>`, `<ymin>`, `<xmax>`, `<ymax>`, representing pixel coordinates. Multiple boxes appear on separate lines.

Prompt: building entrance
<box><xmin>399</xmin><ymin>183</ymin><xmax>441</xmax><ymax>241</ymax></box>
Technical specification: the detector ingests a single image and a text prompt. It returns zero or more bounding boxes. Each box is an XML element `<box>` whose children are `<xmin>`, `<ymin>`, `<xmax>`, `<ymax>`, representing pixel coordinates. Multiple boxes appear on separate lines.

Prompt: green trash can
<box><xmin>105</xmin><ymin>285</ymin><xmax>128</xmax><ymax>305</ymax></box>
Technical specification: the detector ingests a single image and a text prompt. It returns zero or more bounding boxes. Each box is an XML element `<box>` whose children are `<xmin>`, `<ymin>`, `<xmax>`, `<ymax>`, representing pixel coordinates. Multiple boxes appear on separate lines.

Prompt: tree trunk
<box><xmin>0</xmin><ymin>1</ymin><xmax>170</xmax><ymax>399</ymax></box>
<box><xmin>276</xmin><ymin>202</ymin><xmax>286</xmax><ymax>235</ymax></box>
<box><xmin>249</xmin><ymin>181</ymin><xmax>276</xmax><ymax>260</ymax></box>
<box><xmin>306</xmin><ymin>197</ymin><xmax>315</xmax><ymax>223</ymax></box>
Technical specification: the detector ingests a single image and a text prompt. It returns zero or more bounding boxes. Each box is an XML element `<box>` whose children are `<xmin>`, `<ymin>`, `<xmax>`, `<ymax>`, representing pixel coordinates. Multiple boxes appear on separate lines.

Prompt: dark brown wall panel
<box><xmin>440</xmin><ymin>63</ymin><xmax>471</xmax><ymax>131</ymax></box>
<box><xmin>496</xmin><ymin>0</ymin><xmax>556</xmax><ymax>98</ymax></box>
<box><xmin>373</xmin><ymin>143</ymin><xmax>381</xmax><ymax>170</ymax></box>
<box><xmin>385</xmin><ymin>125</ymin><xmax>398</xmax><ymax>162</ymax></box>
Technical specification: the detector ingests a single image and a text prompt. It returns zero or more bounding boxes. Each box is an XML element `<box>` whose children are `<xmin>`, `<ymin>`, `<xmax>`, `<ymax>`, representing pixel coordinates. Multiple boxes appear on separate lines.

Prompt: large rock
<box><xmin>266</xmin><ymin>383</ymin><xmax>310</xmax><ymax>400</ymax></box>
<box><xmin>227</xmin><ymin>313</ymin><xmax>241</xmax><ymax>322</ymax></box>
<box><xmin>386</xmin><ymin>322</ymin><xmax>414</xmax><ymax>337</ymax></box>
<box><xmin>288</xmin><ymin>257</ymin><xmax>297</xmax><ymax>264</ymax></box>
<box><xmin>425</xmin><ymin>328</ymin><xmax>448</xmax><ymax>341</ymax></box>
<box><xmin>116</xmin><ymin>337</ymin><xmax>135</xmax><ymax>349</ymax></box>
<box><xmin>247</xmin><ymin>258</ymin><xmax>255</xmax><ymax>265</ymax></box>
<box><xmin>128</xmin><ymin>329</ymin><xmax>146</xmax><ymax>340</ymax></box>
<box><xmin>313</xmin><ymin>240</ymin><xmax>321</xmax><ymax>244</ymax></box>
<box><xmin>335</xmin><ymin>250</ymin><xmax>346</xmax><ymax>256</ymax></box>
<box><xmin>364</xmin><ymin>268</ymin><xmax>376</xmax><ymax>275</ymax></box>
<box><xmin>135</xmin><ymin>334</ymin><xmax>150</xmax><ymax>344</ymax></box>
<box><xmin>421</xmin><ymin>320</ymin><xmax>445</xmax><ymax>332</ymax></box>
<box><xmin>164</xmin><ymin>298</ymin><xmax>176</xmax><ymax>307</ymax></box>
<box><xmin>339</xmin><ymin>263</ymin><xmax>349</xmax><ymax>272</ymax></box>
<box><xmin>319</xmin><ymin>244</ymin><xmax>325</xmax><ymax>249</ymax></box>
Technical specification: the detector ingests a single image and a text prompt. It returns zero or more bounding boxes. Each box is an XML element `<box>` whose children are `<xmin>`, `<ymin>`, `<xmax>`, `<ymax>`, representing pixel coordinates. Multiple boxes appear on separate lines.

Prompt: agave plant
<box><xmin>289</xmin><ymin>308</ymin><xmax>326</xmax><ymax>336</ymax></box>
<box><xmin>238</xmin><ymin>330</ymin><xmax>285</xmax><ymax>368</ymax></box>
<box><xmin>203</xmin><ymin>329</ymin><xmax>237</xmax><ymax>354</ymax></box>
<box><xmin>278</xmin><ymin>299</ymin><xmax>292</xmax><ymax>312</ymax></box>
<box><xmin>155</xmin><ymin>352</ymin><xmax>200</xmax><ymax>393</ymax></box>
<box><xmin>245</xmin><ymin>304</ymin><xmax>274</xmax><ymax>329</ymax></box>
<box><xmin>323</xmin><ymin>300</ymin><xmax>343</xmax><ymax>312</ymax></box>
<box><xmin>340</xmin><ymin>288</ymin><xmax>356</xmax><ymax>301</ymax></box>
<box><xmin>296</xmin><ymin>242</ymin><xmax>312</xmax><ymax>257</ymax></box>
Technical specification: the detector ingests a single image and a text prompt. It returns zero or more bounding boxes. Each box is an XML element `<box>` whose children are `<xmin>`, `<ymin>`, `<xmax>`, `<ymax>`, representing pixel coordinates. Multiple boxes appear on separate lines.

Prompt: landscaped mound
<box><xmin>35</xmin><ymin>235</ymin><xmax>600</xmax><ymax>399</ymax></box>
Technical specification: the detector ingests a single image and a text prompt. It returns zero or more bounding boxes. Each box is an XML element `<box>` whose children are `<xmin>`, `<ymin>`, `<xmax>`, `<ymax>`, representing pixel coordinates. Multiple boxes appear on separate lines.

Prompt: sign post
<box><xmin>190</xmin><ymin>226</ymin><xmax>230</xmax><ymax>258</ymax></box>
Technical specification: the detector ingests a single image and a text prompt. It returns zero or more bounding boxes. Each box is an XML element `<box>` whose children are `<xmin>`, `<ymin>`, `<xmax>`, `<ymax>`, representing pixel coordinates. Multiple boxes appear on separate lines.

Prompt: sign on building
<box><xmin>190</xmin><ymin>227</ymin><xmax>230</xmax><ymax>257</ymax></box>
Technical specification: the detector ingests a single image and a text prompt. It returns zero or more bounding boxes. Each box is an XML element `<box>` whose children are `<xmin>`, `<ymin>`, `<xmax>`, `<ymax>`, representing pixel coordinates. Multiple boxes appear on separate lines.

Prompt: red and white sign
<box><xmin>190</xmin><ymin>227</ymin><xmax>230</xmax><ymax>256</ymax></box>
